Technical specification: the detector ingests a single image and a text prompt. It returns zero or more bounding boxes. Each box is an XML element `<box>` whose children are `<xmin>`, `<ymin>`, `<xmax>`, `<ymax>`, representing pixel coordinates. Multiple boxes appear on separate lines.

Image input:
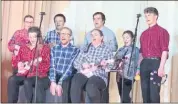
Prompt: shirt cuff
<box><xmin>49</xmin><ymin>78</ymin><xmax>56</xmax><ymax>82</ymax></box>
<box><xmin>58</xmin><ymin>81</ymin><xmax>62</xmax><ymax>85</ymax></box>
<box><xmin>161</xmin><ymin>47</ymin><xmax>169</xmax><ymax>52</ymax></box>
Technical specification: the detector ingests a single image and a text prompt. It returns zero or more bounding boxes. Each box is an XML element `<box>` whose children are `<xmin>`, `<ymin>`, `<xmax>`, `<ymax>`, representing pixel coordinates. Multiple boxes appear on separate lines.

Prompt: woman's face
<box><xmin>122</xmin><ymin>33</ymin><xmax>133</xmax><ymax>46</ymax></box>
<box><xmin>29</xmin><ymin>32</ymin><xmax>37</xmax><ymax>46</ymax></box>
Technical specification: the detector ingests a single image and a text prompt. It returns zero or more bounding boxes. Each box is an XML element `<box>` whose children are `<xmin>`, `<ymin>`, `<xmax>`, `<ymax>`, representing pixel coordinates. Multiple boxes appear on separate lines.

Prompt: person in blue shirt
<box><xmin>49</xmin><ymin>27</ymin><xmax>78</xmax><ymax>103</ymax></box>
<box><xmin>84</xmin><ymin>12</ymin><xmax>118</xmax><ymax>103</ymax></box>
<box><xmin>44</xmin><ymin>14</ymin><xmax>66</xmax><ymax>48</ymax></box>
<box><xmin>115</xmin><ymin>30</ymin><xmax>139</xmax><ymax>103</ymax></box>
<box><xmin>84</xmin><ymin>12</ymin><xmax>118</xmax><ymax>52</ymax></box>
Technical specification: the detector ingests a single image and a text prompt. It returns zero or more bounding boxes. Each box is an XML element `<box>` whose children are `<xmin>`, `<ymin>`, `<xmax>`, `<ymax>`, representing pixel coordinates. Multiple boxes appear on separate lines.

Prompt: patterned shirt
<box><xmin>16</xmin><ymin>44</ymin><xmax>50</xmax><ymax>78</ymax></box>
<box><xmin>116</xmin><ymin>45</ymin><xmax>139</xmax><ymax>80</ymax></box>
<box><xmin>73</xmin><ymin>43</ymin><xmax>114</xmax><ymax>85</ymax></box>
<box><xmin>8</xmin><ymin>28</ymin><xmax>30</xmax><ymax>68</ymax></box>
<box><xmin>44</xmin><ymin>30</ymin><xmax>60</xmax><ymax>44</ymax></box>
<box><xmin>49</xmin><ymin>43</ymin><xmax>78</xmax><ymax>85</ymax></box>
<box><xmin>44</xmin><ymin>29</ymin><xmax>75</xmax><ymax>45</ymax></box>
<box><xmin>84</xmin><ymin>26</ymin><xmax>118</xmax><ymax>52</ymax></box>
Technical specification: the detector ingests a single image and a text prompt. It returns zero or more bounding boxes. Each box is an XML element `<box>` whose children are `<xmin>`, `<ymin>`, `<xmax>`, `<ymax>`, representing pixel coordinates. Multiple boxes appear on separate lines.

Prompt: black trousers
<box><xmin>117</xmin><ymin>78</ymin><xmax>133</xmax><ymax>103</ymax></box>
<box><xmin>7</xmin><ymin>72</ymin><xmax>26</xmax><ymax>103</ymax></box>
<box><xmin>24</xmin><ymin>76</ymin><xmax>49</xmax><ymax>103</ymax></box>
<box><xmin>140</xmin><ymin>59</ymin><xmax>161</xmax><ymax>103</ymax></box>
<box><xmin>70</xmin><ymin>73</ymin><xmax>106</xmax><ymax>103</ymax></box>
<box><xmin>101</xmin><ymin>72</ymin><xmax>110</xmax><ymax>103</ymax></box>
<box><xmin>55</xmin><ymin>73</ymin><xmax>73</xmax><ymax>103</ymax></box>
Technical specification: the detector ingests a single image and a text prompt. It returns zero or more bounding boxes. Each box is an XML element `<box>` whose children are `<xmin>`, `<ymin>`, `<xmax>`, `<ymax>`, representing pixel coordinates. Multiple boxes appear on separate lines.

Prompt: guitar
<box><xmin>17</xmin><ymin>57</ymin><xmax>42</xmax><ymax>74</ymax></box>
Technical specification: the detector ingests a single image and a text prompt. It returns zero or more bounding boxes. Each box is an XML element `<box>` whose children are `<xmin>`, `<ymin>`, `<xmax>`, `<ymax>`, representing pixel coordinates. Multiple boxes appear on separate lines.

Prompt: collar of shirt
<box><xmin>148</xmin><ymin>23</ymin><xmax>158</xmax><ymax>30</ymax></box>
<box><xmin>90</xmin><ymin>42</ymin><xmax>105</xmax><ymax>49</ymax></box>
<box><xmin>57</xmin><ymin>42</ymin><xmax>72</xmax><ymax>48</ymax></box>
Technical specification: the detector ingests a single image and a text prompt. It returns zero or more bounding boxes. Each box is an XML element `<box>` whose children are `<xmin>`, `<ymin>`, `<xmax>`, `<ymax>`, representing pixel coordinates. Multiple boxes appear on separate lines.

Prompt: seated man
<box><xmin>49</xmin><ymin>27</ymin><xmax>78</xmax><ymax>103</ymax></box>
<box><xmin>70</xmin><ymin>29</ymin><xmax>114</xmax><ymax>103</ymax></box>
<box><xmin>17</xmin><ymin>27</ymin><xmax>50</xmax><ymax>103</ymax></box>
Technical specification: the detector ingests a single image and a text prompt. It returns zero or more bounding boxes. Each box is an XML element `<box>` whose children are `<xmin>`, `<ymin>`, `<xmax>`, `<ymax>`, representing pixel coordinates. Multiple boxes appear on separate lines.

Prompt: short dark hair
<box><xmin>28</xmin><ymin>26</ymin><xmax>41</xmax><ymax>38</ymax></box>
<box><xmin>91</xmin><ymin>29</ymin><xmax>104</xmax><ymax>37</ymax></box>
<box><xmin>123</xmin><ymin>30</ymin><xmax>134</xmax><ymax>39</ymax></box>
<box><xmin>144</xmin><ymin>7</ymin><xmax>159</xmax><ymax>16</ymax></box>
<box><xmin>93</xmin><ymin>12</ymin><xmax>106</xmax><ymax>24</ymax></box>
<box><xmin>54</xmin><ymin>14</ymin><xmax>66</xmax><ymax>23</ymax></box>
<box><xmin>24</xmin><ymin>15</ymin><xmax>34</xmax><ymax>22</ymax></box>
<box><xmin>28</xmin><ymin>26</ymin><xmax>43</xmax><ymax>44</ymax></box>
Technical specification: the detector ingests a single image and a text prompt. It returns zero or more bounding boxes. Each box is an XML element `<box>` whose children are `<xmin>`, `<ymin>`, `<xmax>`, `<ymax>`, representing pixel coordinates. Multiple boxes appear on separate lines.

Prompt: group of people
<box><xmin>7</xmin><ymin>7</ymin><xmax>169</xmax><ymax>103</ymax></box>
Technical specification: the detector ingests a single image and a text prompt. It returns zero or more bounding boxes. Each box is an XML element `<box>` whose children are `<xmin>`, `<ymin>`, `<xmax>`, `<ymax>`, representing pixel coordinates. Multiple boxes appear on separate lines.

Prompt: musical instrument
<box><xmin>17</xmin><ymin>57</ymin><xmax>42</xmax><ymax>74</ymax></box>
<box><xmin>150</xmin><ymin>70</ymin><xmax>168</xmax><ymax>86</ymax></box>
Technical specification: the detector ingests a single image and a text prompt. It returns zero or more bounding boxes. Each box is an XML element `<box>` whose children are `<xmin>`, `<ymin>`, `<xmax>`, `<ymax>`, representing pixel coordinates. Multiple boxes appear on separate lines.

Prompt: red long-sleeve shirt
<box><xmin>16</xmin><ymin>44</ymin><xmax>50</xmax><ymax>78</ymax></box>
<box><xmin>140</xmin><ymin>24</ymin><xmax>169</xmax><ymax>58</ymax></box>
<box><xmin>8</xmin><ymin>28</ymin><xmax>29</xmax><ymax>68</ymax></box>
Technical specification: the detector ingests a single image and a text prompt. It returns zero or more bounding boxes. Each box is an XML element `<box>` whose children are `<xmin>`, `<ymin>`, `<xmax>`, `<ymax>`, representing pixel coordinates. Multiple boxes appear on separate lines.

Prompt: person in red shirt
<box><xmin>138</xmin><ymin>7</ymin><xmax>170</xmax><ymax>103</ymax></box>
<box><xmin>8</xmin><ymin>27</ymin><xmax>50</xmax><ymax>103</ymax></box>
<box><xmin>7</xmin><ymin>15</ymin><xmax>34</xmax><ymax>103</ymax></box>
<box><xmin>8</xmin><ymin>15</ymin><xmax>34</xmax><ymax>74</ymax></box>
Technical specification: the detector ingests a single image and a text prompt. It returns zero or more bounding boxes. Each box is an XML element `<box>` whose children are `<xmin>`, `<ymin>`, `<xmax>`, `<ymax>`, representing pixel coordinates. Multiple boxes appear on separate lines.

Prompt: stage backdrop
<box><xmin>1</xmin><ymin>1</ymin><xmax>178</xmax><ymax>102</ymax></box>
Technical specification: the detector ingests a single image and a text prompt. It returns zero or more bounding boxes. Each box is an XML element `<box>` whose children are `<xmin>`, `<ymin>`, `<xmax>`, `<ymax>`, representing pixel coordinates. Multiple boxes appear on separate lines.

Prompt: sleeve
<box><xmin>8</xmin><ymin>30</ymin><xmax>19</xmax><ymax>52</ymax></box>
<box><xmin>83</xmin><ymin>32</ymin><xmax>90</xmax><ymax>46</ymax></box>
<box><xmin>160</xmin><ymin>29</ymin><xmax>169</xmax><ymax>52</ymax></box>
<box><xmin>109</xmin><ymin>31</ymin><xmax>118</xmax><ymax>52</ymax></box>
<box><xmin>73</xmin><ymin>49</ymin><xmax>84</xmax><ymax>72</ymax></box>
<box><xmin>134</xmin><ymin>47</ymin><xmax>140</xmax><ymax>69</ymax></box>
<box><xmin>105</xmin><ymin>48</ymin><xmax>114</xmax><ymax>71</ymax></box>
<box><xmin>16</xmin><ymin>46</ymin><xmax>29</xmax><ymax>76</ymax></box>
<box><xmin>49</xmin><ymin>47</ymin><xmax>56</xmax><ymax>82</ymax></box>
<box><xmin>38</xmin><ymin>45</ymin><xmax>50</xmax><ymax>74</ymax></box>
<box><xmin>43</xmin><ymin>31</ymin><xmax>49</xmax><ymax>44</ymax></box>
<box><xmin>139</xmin><ymin>34</ymin><xmax>143</xmax><ymax>53</ymax></box>
<box><xmin>58</xmin><ymin>48</ymin><xmax>79</xmax><ymax>85</ymax></box>
<box><xmin>115</xmin><ymin>47</ymin><xmax>125</xmax><ymax>59</ymax></box>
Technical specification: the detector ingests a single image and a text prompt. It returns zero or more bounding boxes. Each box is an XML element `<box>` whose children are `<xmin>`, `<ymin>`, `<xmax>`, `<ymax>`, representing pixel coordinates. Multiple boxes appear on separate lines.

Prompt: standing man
<box><xmin>7</xmin><ymin>15</ymin><xmax>34</xmax><ymax>102</ymax></box>
<box><xmin>84</xmin><ymin>12</ymin><xmax>118</xmax><ymax>103</ymax></box>
<box><xmin>49</xmin><ymin>27</ymin><xmax>78</xmax><ymax>103</ymax></box>
<box><xmin>44</xmin><ymin>14</ymin><xmax>67</xmax><ymax>47</ymax></box>
<box><xmin>84</xmin><ymin>12</ymin><xmax>118</xmax><ymax>52</ymax></box>
<box><xmin>138</xmin><ymin>7</ymin><xmax>170</xmax><ymax>103</ymax></box>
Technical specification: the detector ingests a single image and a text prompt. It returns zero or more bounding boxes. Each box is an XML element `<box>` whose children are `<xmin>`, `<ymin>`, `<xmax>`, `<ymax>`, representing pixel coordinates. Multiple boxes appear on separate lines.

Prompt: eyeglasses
<box><xmin>60</xmin><ymin>33</ymin><xmax>70</xmax><ymax>36</ymax></box>
<box><xmin>25</xmin><ymin>21</ymin><xmax>34</xmax><ymax>24</ymax></box>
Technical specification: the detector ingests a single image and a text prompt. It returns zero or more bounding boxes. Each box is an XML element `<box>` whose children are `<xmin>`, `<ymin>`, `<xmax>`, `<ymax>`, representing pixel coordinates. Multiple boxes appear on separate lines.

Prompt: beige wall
<box><xmin>1</xmin><ymin>1</ymin><xmax>178</xmax><ymax>102</ymax></box>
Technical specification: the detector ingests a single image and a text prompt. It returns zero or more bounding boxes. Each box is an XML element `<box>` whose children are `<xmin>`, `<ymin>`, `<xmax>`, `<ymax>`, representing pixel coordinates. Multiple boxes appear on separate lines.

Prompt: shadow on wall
<box><xmin>170</xmin><ymin>34</ymin><xmax>178</xmax><ymax>102</ymax></box>
<box><xmin>1</xmin><ymin>59</ymin><xmax>13</xmax><ymax>103</ymax></box>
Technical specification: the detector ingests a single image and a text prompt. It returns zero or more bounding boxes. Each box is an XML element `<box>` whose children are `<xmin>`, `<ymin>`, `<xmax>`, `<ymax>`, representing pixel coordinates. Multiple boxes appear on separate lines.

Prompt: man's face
<box><xmin>93</xmin><ymin>14</ymin><xmax>104</xmax><ymax>29</ymax></box>
<box><xmin>144</xmin><ymin>13</ymin><xmax>157</xmax><ymax>26</ymax></box>
<box><xmin>24</xmin><ymin>17</ymin><xmax>34</xmax><ymax>30</ymax></box>
<box><xmin>54</xmin><ymin>16</ymin><xmax>65</xmax><ymax>30</ymax></box>
<box><xmin>91</xmin><ymin>30</ymin><xmax>103</xmax><ymax>45</ymax></box>
<box><xmin>59</xmin><ymin>28</ymin><xmax>71</xmax><ymax>45</ymax></box>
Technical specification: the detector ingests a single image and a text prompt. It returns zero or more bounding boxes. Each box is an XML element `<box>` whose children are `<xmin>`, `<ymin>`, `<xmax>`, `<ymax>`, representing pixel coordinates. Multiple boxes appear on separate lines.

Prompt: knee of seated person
<box><xmin>85</xmin><ymin>84</ymin><xmax>97</xmax><ymax>98</ymax></box>
<box><xmin>71</xmin><ymin>74</ymin><xmax>82</xmax><ymax>84</ymax></box>
<box><xmin>8</xmin><ymin>75</ymin><xmax>16</xmax><ymax>83</ymax></box>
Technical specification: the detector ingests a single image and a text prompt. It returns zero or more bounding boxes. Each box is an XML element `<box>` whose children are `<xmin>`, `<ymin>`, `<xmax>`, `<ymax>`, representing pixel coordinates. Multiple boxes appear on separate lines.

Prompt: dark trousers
<box><xmin>55</xmin><ymin>74</ymin><xmax>73</xmax><ymax>103</ymax></box>
<box><xmin>117</xmin><ymin>78</ymin><xmax>133</xmax><ymax>103</ymax></box>
<box><xmin>24</xmin><ymin>76</ymin><xmax>49</xmax><ymax>103</ymax></box>
<box><xmin>7</xmin><ymin>73</ymin><xmax>26</xmax><ymax>103</ymax></box>
<box><xmin>101</xmin><ymin>72</ymin><xmax>110</xmax><ymax>103</ymax></box>
<box><xmin>70</xmin><ymin>73</ymin><xmax>106</xmax><ymax>103</ymax></box>
<box><xmin>140</xmin><ymin>59</ymin><xmax>161</xmax><ymax>103</ymax></box>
